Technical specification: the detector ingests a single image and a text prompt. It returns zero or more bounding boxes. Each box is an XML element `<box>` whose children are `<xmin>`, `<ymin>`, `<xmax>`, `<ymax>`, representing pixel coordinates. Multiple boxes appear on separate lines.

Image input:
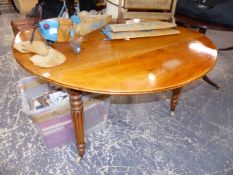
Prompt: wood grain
<box><xmin>68</xmin><ymin>89</ymin><xmax>85</xmax><ymax>157</ymax></box>
<box><xmin>124</xmin><ymin>0</ymin><xmax>172</xmax><ymax>10</ymax></box>
<box><xmin>118</xmin><ymin>0</ymin><xmax>177</xmax><ymax>23</ymax></box>
<box><xmin>171</xmin><ymin>88</ymin><xmax>181</xmax><ymax>112</ymax></box>
<box><xmin>13</xmin><ymin>27</ymin><xmax>218</xmax><ymax>95</ymax></box>
<box><xmin>13</xmin><ymin>26</ymin><xmax>218</xmax><ymax>157</ymax></box>
<box><xmin>122</xmin><ymin>12</ymin><xmax>172</xmax><ymax>20</ymax></box>
<box><xmin>171</xmin><ymin>0</ymin><xmax>177</xmax><ymax>23</ymax></box>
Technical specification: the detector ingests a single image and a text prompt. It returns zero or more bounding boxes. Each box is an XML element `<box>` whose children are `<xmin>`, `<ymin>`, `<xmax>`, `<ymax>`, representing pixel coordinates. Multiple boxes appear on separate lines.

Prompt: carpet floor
<box><xmin>0</xmin><ymin>12</ymin><xmax>233</xmax><ymax>175</ymax></box>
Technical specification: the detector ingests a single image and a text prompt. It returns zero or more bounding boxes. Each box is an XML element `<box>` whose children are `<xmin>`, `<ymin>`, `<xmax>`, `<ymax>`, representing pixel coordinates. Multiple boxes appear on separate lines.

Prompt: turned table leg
<box><xmin>199</xmin><ymin>28</ymin><xmax>207</xmax><ymax>34</ymax></box>
<box><xmin>171</xmin><ymin>88</ymin><xmax>182</xmax><ymax>114</ymax></box>
<box><xmin>202</xmin><ymin>75</ymin><xmax>220</xmax><ymax>90</ymax></box>
<box><xmin>68</xmin><ymin>89</ymin><xmax>86</xmax><ymax>158</ymax></box>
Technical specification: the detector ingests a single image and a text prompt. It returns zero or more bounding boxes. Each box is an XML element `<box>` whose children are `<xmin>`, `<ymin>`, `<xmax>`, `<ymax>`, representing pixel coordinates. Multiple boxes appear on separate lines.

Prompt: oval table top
<box><xmin>13</xmin><ymin>27</ymin><xmax>217</xmax><ymax>95</ymax></box>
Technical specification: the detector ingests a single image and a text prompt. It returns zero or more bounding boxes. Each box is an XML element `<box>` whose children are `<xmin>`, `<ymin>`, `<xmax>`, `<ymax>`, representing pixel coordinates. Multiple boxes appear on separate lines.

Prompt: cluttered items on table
<box><xmin>13</xmin><ymin>0</ymin><xmax>111</xmax><ymax>68</ymax></box>
<box><xmin>102</xmin><ymin>21</ymin><xmax>180</xmax><ymax>40</ymax></box>
<box><xmin>39</xmin><ymin>12</ymin><xmax>111</xmax><ymax>43</ymax></box>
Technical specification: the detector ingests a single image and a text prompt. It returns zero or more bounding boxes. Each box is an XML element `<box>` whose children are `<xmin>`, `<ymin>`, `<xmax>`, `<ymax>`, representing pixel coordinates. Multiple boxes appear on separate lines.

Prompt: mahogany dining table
<box><xmin>13</xmin><ymin>27</ymin><xmax>218</xmax><ymax>158</ymax></box>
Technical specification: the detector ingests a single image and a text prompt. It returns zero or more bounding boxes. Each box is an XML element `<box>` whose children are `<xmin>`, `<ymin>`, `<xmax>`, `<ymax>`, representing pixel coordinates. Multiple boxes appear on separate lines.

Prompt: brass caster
<box><xmin>77</xmin><ymin>156</ymin><xmax>82</xmax><ymax>163</ymax></box>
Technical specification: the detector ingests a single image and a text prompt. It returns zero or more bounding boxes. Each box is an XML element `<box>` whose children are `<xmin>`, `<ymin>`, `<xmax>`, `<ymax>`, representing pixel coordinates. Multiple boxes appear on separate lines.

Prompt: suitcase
<box><xmin>11</xmin><ymin>18</ymin><xmax>36</xmax><ymax>36</ymax></box>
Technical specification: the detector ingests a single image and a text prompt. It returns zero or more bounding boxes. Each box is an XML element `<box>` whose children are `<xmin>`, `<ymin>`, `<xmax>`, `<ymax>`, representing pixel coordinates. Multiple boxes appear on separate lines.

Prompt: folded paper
<box><xmin>102</xmin><ymin>21</ymin><xmax>180</xmax><ymax>40</ymax></box>
<box><xmin>105</xmin><ymin>21</ymin><xmax>177</xmax><ymax>32</ymax></box>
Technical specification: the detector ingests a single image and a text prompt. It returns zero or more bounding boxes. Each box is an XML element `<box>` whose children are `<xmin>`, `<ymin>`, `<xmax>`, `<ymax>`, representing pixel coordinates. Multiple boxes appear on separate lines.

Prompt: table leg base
<box><xmin>77</xmin><ymin>156</ymin><xmax>82</xmax><ymax>163</ymax></box>
<box><xmin>199</xmin><ymin>28</ymin><xmax>207</xmax><ymax>34</ymax></box>
<box><xmin>202</xmin><ymin>75</ymin><xmax>220</xmax><ymax>90</ymax></box>
<box><xmin>77</xmin><ymin>143</ymin><xmax>86</xmax><ymax>158</ymax></box>
<box><xmin>171</xmin><ymin>111</ymin><xmax>175</xmax><ymax>116</ymax></box>
<box><xmin>68</xmin><ymin>89</ymin><xmax>86</xmax><ymax>158</ymax></box>
<box><xmin>219</xmin><ymin>46</ymin><xmax>233</xmax><ymax>51</ymax></box>
<box><xmin>171</xmin><ymin>88</ymin><xmax>182</xmax><ymax>112</ymax></box>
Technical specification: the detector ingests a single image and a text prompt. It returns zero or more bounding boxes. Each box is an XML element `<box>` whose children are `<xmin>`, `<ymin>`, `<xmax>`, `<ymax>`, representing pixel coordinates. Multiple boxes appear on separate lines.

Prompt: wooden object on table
<box><xmin>13</xmin><ymin>27</ymin><xmax>218</xmax><ymax>157</ymax></box>
<box><xmin>11</xmin><ymin>18</ymin><xmax>36</xmax><ymax>36</ymax></box>
<box><xmin>118</xmin><ymin>0</ymin><xmax>178</xmax><ymax>23</ymax></box>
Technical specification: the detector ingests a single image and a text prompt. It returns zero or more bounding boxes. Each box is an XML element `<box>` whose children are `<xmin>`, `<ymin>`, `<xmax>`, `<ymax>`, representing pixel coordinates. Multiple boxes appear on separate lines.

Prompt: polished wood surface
<box><xmin>13</xmin><ymin>27</ymin><xmax>218</xmax><ymax>158</ymax></box>
<box><xmin>68</xmin><ymin>89</ymin><xmax>86</xmax><ymax>157</ymax></box>
<box><xmin>171</xmin><ymin>88</ymin><xmax>181</xmax><ymax>112</ymax></box>
<box><xmin>13</xmin><ymin>27</ymin><xmax>217</xmax><ymax>95</ymax></box>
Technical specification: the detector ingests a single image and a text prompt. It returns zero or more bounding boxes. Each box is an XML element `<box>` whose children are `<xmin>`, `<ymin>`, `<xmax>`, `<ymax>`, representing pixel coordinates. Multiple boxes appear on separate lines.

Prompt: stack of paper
<box><xmin>102</xmin><ymin>21</ymin><xmax>180</xmax><ymax>40</ymax></box>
